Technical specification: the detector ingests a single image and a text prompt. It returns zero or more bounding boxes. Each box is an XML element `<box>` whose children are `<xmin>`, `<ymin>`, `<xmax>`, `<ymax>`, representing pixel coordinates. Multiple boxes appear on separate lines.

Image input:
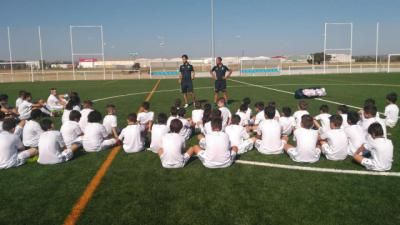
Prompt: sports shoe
<box><xmin>184</xmin><ymin>104</ymin><xmax>189</xmax><ymax>108</ymax></box>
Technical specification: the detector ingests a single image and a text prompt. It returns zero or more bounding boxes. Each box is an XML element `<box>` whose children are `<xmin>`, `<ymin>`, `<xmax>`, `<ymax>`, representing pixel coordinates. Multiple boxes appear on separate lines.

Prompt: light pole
<box><xmin>211</xmin><ymin>0</ymin><xmax>215</xmax><ymax>66</ymax></box>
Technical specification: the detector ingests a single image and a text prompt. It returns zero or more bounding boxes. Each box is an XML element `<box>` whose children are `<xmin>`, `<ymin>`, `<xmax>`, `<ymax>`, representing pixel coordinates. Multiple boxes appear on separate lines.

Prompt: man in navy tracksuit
<box><xmin>210</xmin><ymin>57</ymin><xmax>232</xmax><ymax>104</ymax></box>
<box><xmin>179</xmin><ymin>54</ymin><xmax>196</xmax><ymax>108</ymax></box>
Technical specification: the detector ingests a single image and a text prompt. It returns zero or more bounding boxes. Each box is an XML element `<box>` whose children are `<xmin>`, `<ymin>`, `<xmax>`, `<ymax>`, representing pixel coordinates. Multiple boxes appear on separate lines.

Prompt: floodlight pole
<box><xmin>350</xmin><ymin>23</ymin><xmax>353</xmax><ymax>73</ymax></box>
<box><xmin>323</xmin><ymin>23</ymin><xmax>327</xmax><ymax>74</ymax></box>
<box><xmin>70</xmin><ymin>26</ymin><xmax>76</xmax><ymax>80</ymax></box>
<box><xmin>7</xmin><ymin>26</ymin><xmax>13</xmax><ymax>75</ymax></box>
<box><xmin>38</xmin><ymin>26</ymin><xmax>44</xmax><ymax>75</ymax></box>
<box><xmin>375</xmin><ymin>22</ymin><xmax>380</xmax><ymax>72</ymax></box>
<box><xmin>100</xmin><ymin>25</ymin><xmax>106</xmax><ymax>80</ymax></box>
<box><xmin>211</xmin><ymin>0</ymin><xmax>215</xmax><ymax>66</ymax></box>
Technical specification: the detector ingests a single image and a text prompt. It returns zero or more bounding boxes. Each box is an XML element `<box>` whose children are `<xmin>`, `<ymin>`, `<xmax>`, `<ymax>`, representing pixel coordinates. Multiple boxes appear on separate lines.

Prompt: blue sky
<box><xmin>1</xmin><ymin>0</ymin><xmax>400</xmax><ymax>61</ymax></box>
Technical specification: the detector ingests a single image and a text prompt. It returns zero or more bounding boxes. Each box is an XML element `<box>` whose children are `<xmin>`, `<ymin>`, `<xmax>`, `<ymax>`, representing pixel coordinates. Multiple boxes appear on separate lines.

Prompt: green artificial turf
<box><xmin>0</xmin><ymin>73</ymin><xmax>399</xmax><ymax>225</ymax></box>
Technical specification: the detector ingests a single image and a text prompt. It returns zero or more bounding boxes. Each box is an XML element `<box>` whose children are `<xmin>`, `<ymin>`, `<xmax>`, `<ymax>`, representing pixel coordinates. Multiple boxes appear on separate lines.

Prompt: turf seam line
<box><xmin>236</xmin><ymin>160</ymin><xmax>400</xmax><ymax>177</ymax></box>
<box><xmin>63</xmin><ymin>79</ymin><xmax>161</xmax><ymax>225</ymax></box>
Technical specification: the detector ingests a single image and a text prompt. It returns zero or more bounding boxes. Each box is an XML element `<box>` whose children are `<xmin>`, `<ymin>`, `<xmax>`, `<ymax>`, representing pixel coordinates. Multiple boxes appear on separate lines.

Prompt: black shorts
<box><xmin>214</xmin><ymin>80</ymin><xmax>226</xmax><ymax>92</ymax></box>
<box><xmin>181</xmin><ymin>81</ymin><xmax>193</xmax><ymax>93</ymax></box>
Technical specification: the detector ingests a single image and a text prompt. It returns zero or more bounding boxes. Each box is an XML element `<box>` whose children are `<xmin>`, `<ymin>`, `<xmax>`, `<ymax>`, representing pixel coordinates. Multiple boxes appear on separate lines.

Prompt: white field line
<box><xmin>263</xmin><ymin>83</ymin><xmax>400</xmax><ymax>87</ymax></box>
<box><xmin>93</xmin><ymin>85</ymin><xmax>246</xmax><ymax>102</ymax></box>
<box><xmin>230</xmin><ymin>79</ymin><xmax>390</xmax><ymax>114</ymax></box>
<box><xmin>236</xmin><ymin>160</ymin><xmax>400</xmax><ymax>177</ymax></box>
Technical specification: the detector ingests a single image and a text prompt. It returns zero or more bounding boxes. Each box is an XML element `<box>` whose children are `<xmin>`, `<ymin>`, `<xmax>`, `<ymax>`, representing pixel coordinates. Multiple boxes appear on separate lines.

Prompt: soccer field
<box><xmin>0</xmin><ymin>73</ymin><xmax>399</xmax><ymax>225</ymax></box>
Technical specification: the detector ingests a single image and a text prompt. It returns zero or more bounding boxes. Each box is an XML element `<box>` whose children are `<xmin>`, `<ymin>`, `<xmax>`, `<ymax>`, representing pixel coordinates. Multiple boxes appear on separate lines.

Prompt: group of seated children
<box><xmin>0</xmin><ymin>88</ymin><xmax>397</xmax><ymax>172</ymax></box>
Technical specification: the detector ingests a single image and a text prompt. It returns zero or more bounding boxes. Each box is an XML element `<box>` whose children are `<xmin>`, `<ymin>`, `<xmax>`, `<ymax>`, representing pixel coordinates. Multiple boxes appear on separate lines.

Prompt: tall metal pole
<box><xmin>70</xmin><ymin>26</ymin><xmax>76</xmax><ymax>80</ymax></box>
<box><xmin>349</xmin><ymin>23</ymin><xmax>353</xmax><ymax>73</ymax></box>
<box><xmin>7</xmin><ymin>26</ymin><xmax>13</xmax><ymax>75</ymax></box>
<box><xmin>100</xmin><ymin>25</ymin><xmax>106</xmax><ymax>80</ymax></box>
<box><xmin>211</xmin><ymin>0</ymin><xmax>215</xmax><ymax>66</ymax></box>
<box><xmin>375</xmin><ymin>22</ymin><xmax>380</xmax><ymax>72</ymax></box>
<box><xmin>38</xmin><ymin>26</ymin><xmax>44</xmax><ymax>75</ymax></box>
<box><xmin>323</xmin><ymin>23</ymin><xmax>327</xmax><ymax>74</ymax></box>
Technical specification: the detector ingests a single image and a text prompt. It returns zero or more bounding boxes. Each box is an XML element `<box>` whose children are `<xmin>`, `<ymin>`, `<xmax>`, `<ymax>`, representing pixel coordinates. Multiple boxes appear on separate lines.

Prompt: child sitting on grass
<box><xmin>149</xmin><ymin>113</ymin><xmax>169</xmax><ymax>153</ymax></box>
<box><xmin>103</xmin><ymin>104</ymin><xmax>119</xmax><ymax>138</ymax></box>
<box><xmin>118</xmin><ymin>113</ymin><xmax>144</xmax><ymax>153</ymax></box>
<box><xmin>83</xmin><ymin>110</ymin><xmax>117</xmax><ymax>152</ymax></box>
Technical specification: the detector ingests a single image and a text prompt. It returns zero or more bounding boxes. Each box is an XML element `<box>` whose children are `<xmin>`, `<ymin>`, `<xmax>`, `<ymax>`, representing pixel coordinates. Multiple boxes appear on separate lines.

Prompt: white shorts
<box><xmin>67</xmin><ymin>137</ymin><xmax>83</xmax><ymax>149</ymax></box>
<box><xmin>255</xmin><ymin>140</ymin><xmax>284</xmax><ymax>155</ymax></box>
<box><xmin>85</xmin><ymin>139</ymin><xmax>117</xmax><ymax>152</ymax></box>
<box><xmin>197</xmin><ymin>150</ymin><xmax>236</xmax><ymax>169</ymax></box>
<box><xmin>361</xmin><ymin>158</ymin><xmax>390</xmax><ymax>171</ymax></box>
<box><xmin>160</xmin><ymin>153</ymin><xmax>190</xmax><ymax>169</ymax></box>
<box><xmin>321</xmin><ymin>143</ymin><xmax>347</xmax><ymax>161</ymax></box>
<box><xmin>287</xmin><ymin>147</ymin><xmax>320</xmax><ymax>163</ymax></box>
<box><xmin>237</xmin><ymin>139</ymin><xmax>255</xmax><ymax>155</ymax></box>
<box><xmin>199</xmin><ymin>138</ymin><xmax>207</xmax><ymax>150</ymax></box>
<box><xmin>385</xmin><ymin>119</ymin><xmax>397</xmax><ymax>128</ymax></box>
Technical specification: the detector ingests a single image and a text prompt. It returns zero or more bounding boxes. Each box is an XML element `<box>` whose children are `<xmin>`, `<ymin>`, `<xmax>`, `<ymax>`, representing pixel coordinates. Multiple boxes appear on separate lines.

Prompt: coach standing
<box><xmin>179</xmin><ymin>54</ymin><xmax>196</xmax><ymax>108</ymax></box>
<box><xmin>210</xmin><ymin>57</ymin><xmax>232</xmax><ymax>104</ymax></box>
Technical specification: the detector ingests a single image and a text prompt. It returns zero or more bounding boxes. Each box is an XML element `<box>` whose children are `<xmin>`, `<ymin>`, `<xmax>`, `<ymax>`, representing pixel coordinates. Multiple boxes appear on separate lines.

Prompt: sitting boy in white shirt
<box><xmin>18</xmin><ymin>92</ymin><xmax>45</xmax><ymax>120</ymax></box>
<box><xmin>283</xmin><ymin>115</ymin><xmax>320</xmax><ymax>163</ymax></box>
<box><xmin>225</xmin><ymin>115</ymin><xmax>255</xmax><ymax>154</ymax></box>
<box><xmin>344</xmin><ymin>111</ymin><xmax>366</xmax><ymax>155</ymax></box>
<box><xmin>22</xmin><ymin>109</ymin><xmax>43</xmax><ymax>150</ymax></box>
<box><xmin>118</xmin><ymin>113</ymin><xmax>144</xmax><ymax>153</ymax></box>
<box><xmin>200</xmin><ymin>109</ymin><xmax>222</xmax><ymax>136</ymax></box>
<box><xmin>79</xmin><ymin>100</ymin><xmax>94</xmax><ymax>131</ymax></box>
<box><xmin>318</xmin><ymin>115</ymin><xmax>349</xmax><ymax>161</ymax></box>
<box><xmin>293</xmin><ymin>100</ymin><xmax>310</xmax><ymax>129</ymax></box>
<box><xmin>217</xmin><ymin>97</ymin><xmax>232</xmax><ymax>128</ymax></box>
<box><xmin>361</xmin><ymin>105</ymin><xmax>387</xmax><ymax>138</ymax></box>
<box><xmin>0</xmin><ymin>119</ymin><xmax>38</xmax><ymax>169</ymax></box>
<box><xmin>383</xmin><ymin>92</ymin><xmax>399</xmax><ymax>128</ymax></box>
<box><xmin>236</xmin><ymin>104</ymin><xmax>250</xmax><ymax>127</ymax></box>
<box><xmin>191</xmin><ymin>101</ymin><xmax>204</xmax><ymax>129</ymax></box>
<box><xmin>149</xmin><ymin>113</ymin><xmax>169</xmax><ymax>153</ymax></box>
<box><xmin>337</xmin><ymin>105</ymin><xmax>350</xmax><ymax>128</ymax></box>
<box><xmin>83</xmin><ymin>110</ymin><xmax>117</xmax><ymax>152</ymax></box>
<box><xmin>60</xmin><ymin>110</ymin><xmax>84</xmax><ymax>149</ymax></box>
<box><xmin>158</xmin><ymin>119</ymin><xmax>194</xmax><ymax>169</ymax></box>
<box><xmin>252</xmin><ymin>101</ymin><xmax>265</xmax><ymax>127</ymax></box>
<box><xmin>137</xmin><ymin>101</ymin><xmax>154</xmax><ymax>134</ymax></box>
<box><xmin>190</xmin><ymin>118</ymin><xmax>238</xmax><ymax>169</ymax></box>
<box><xmin>353</xmin><ymin>123</ymin><xmax>393</xmax><ymax>171</ymax></box>
<box><xmin>103</xmin><ymin>104</ymin><xmax>119</xmax><ymax>138</ymax></box>
<box><xmin>255</xmin><ymin>106</ymin><xmax>285</xmax><ymax>155</ymax></box>
<box><xmin>167</xmin><ymin>106</ymin><xmax>179</xmax><ymax>128</ymax></box>
<box><xmin>313</xmin><ymin>104</ymin><xmax>331</xmax><ymax>132</ymax></box>
<box><xmin>279</xmin><ymin>106</ymin><xmax>295</xmax><ymax>136</ymax></box>
<box><xmin>38</xmin><ymin>119</ymin><xmax>80</xmax><ymax>165</ymax></box>
<box><xmin>177</xmin><ymin>108</ymin><xmax>192</xmax><ymax>140</ymax></box>
<box><xmin>237</xmin><ymin>97</ymin><xmax>252</xmax><ymax>123</ymax></box>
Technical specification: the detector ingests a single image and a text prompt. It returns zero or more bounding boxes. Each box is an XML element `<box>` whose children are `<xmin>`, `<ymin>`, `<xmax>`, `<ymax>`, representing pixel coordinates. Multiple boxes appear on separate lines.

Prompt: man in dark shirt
<box><xmin>210</xmin><ymin>57</ymin><xmax>232</xmax><ymax>104</ymax></box>
<box><xmin>179</xmin><ymin>54</ymin><xmax>196</xmax><ymax>108</ymax></box>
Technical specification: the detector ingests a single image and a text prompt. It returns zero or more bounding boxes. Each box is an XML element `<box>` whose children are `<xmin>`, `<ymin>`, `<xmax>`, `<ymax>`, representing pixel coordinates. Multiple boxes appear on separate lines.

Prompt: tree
<box><xmin>307</xmin><ymin>52</ymin><xmax>332</xmax><ymax>64</ymax></box>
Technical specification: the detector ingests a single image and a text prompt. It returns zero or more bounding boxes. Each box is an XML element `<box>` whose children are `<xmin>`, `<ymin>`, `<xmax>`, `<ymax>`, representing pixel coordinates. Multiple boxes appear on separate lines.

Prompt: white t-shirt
<box><xmin>201</xmin><ymin>121</ymin><xmax>213</xmax><ymax>135</ymax></box>
<box><xmin>344</xmin><ymin>124</ymin><xmax>366</xmax><ymax>155</ymax></box>
<box><xmin>38</xmin><ymin>130</ymin><xmax>66</xmax><ymax>164</ymax></box>
<box><xmin>254</xmin><ymin>111</ymin><xmax>265</xmax><ymax>125</ymax></box>
<box><xmin>225</xmin><ymin>124</ymin><xmax>249</xmax><ymax>147</ymax></box>
<box><xmin>293</xmin><ymin>110</ymin><xmax>309</xmax><ymax>128</ymax></box>
<box><xmin>160</xmin><ymin>133</ymin><xmax>186</xmax><ymax>167</ymax></box>
<box><xmin>202</xmin><ymin>131</ymin><xmax>232</xmax><ymax>166</ymax></box>
<box><xmin>257</xmin><ymin>119</ymin><xmax>282</xmax><ymax>152</ymax></box>
<box><xmin>103</xmin><ymin>114</ymin><xmax>118</xmax><ymax>135</ymax></box>
<box><xmin>361</xmin><ymin>117</ymin><xmax>387</xmax><ymax>138</ymax></box>
<box><xmin>0</xmin><ymin>131</ymin><xmax>24</xmax><ymax>169</ymax></box>
<box><xmin>18</xmin><ymin>100</ymin><xmax>33</xmax><ymax>120</ymax></box>
<box><xmin>178</xmin><ymin>117</ymin><xmax>191</xmax><ymax>140</ymax></box>
<box><xmin>293</xmin><ymin>128</ymin><xmax>319</xmax><ymax>162</ymax></box>
<box><xmin>62</xmin><ymin>109</ymin><xmax>71</xmax><ymax>124</ymax></box>
<box><xmin>279</xmin><ymin>116</ymin><xmax>295</xmax><ymax>136</ymax></box>
<box><xmin>219</xmin><ymin>107</ymin><xmax>232</xmax><ymax>128</ymax></box>
<box><xmin>61</xmin><ymin>120</ymin><xmax>83</xmax><ymax>148</ymax></box>
<box><xmin>384</xmin><ymin>104</ymin><xmax>399</xmax><ymax>127</ymax></box>
<box><xmin>340</xmin><ymin>114</ymin><xmax>349</xmax><ymax>128</ymax></box>
<box><xmin>364</xmin><ymin>136</ymin><xmax>393</xmax><ymax>171</ymax></box>
<box><xmin>47</xmin><ymin>94</ymin><xmax>60</xmax><ymax>108</ymax></box>
<box><xmin>150</xmin><ymin>124</ymin><xmax>169</xmax><ymax>152</ymax></box>
<box><xmin>191</xmin><ymin>109</ymin><xmax>204</xmax><ymax>125</ymax></box>
<box><xmin>79</xmin><ymin>108</ymin><xmax>93</xmax><ymax>131</ymax></box>
<box><xmin>16</xmin><ymin>97</ymin><xmax>23</xmax><ymax>109</ymax></box>
<box><xmin>315</xmin><ymin>113</ymin><xmax>331</xmax><ymax>131</ymax></box>
<box><xmin>119</xmin><ymin>124</ymin><xmax>143</xmax><ymax>153</ymax></box>
<box><xmin>137</xmin><ymin>111</ymin><xmax>154</xmax><ymax>129</ymax></box>
<box><xmin>274</xmin><ymin>109</ymin><xmax>281</xmax><ymax>119</ymax></box>
<box><xmin>23</xmin><ymin>120</ymin><xmax>43</xmax><ymax>147</ymax></box>
<box><xmin>83</xmin><ymin>123</ymin><xmax>109</xmax><ymax>151</ymax></box>
<box><xmin>235</xmin><ymin>111</ymin><xmax>250</xmax><ymax>126</ymax></box>
<box><xmin>320</xmin><ymin>129</ymin><xmax>349</xmax><ymax>160</ymax></box>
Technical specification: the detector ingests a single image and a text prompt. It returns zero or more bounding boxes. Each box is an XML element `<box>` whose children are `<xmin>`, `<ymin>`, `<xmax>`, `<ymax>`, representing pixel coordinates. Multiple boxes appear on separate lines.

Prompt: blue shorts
<box><xmin>214</xmin><ymin>80</ymin><xmax>226</xmax><ymax>92</ymax></box>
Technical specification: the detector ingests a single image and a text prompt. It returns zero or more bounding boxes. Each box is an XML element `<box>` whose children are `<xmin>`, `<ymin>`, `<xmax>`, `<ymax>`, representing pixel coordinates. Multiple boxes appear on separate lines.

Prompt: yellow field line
<box><xmin>63</xmin><ymin>79</ymin><xmax>161</xmax><ymax>225</ymax></box>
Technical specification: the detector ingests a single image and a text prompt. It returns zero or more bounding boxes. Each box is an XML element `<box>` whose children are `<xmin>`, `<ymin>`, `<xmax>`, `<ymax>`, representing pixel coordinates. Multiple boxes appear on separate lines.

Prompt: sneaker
<box><xmin>184</xmin><ymin>104</ymin><xmax>189</xmax><ymax>108</ymax></box>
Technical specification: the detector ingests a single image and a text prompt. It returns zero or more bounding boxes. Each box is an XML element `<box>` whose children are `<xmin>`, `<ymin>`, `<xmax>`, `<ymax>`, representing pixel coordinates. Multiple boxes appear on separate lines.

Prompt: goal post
<box><xmin>387</xmin><ymin>54</ymin><xmax>400</xmax><ymax>73</ymax></box>
<box><xmin>70</xmin><ymin>25</ymin><xmax>105</xmax><ymax>80</ymax></box>
<box><xmin>323</xmin><ymin>22</ymin><xmax>353</xmax><ymax>74</ymax></box>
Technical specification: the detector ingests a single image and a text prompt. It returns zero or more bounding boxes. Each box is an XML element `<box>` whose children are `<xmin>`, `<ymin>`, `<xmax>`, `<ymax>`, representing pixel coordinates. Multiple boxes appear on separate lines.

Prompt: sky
<box><xmin>0</xmin><ymin>0</ymin><xmax>400</xmax><ymax>61</ymax></box>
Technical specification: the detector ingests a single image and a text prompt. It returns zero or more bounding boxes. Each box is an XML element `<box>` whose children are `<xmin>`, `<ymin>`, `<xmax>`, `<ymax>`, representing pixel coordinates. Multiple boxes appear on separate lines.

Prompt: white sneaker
<box><xmin>184</xmin><ymin>104</ymin><xmax>189</xmax><ymax>108</ymax></box>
